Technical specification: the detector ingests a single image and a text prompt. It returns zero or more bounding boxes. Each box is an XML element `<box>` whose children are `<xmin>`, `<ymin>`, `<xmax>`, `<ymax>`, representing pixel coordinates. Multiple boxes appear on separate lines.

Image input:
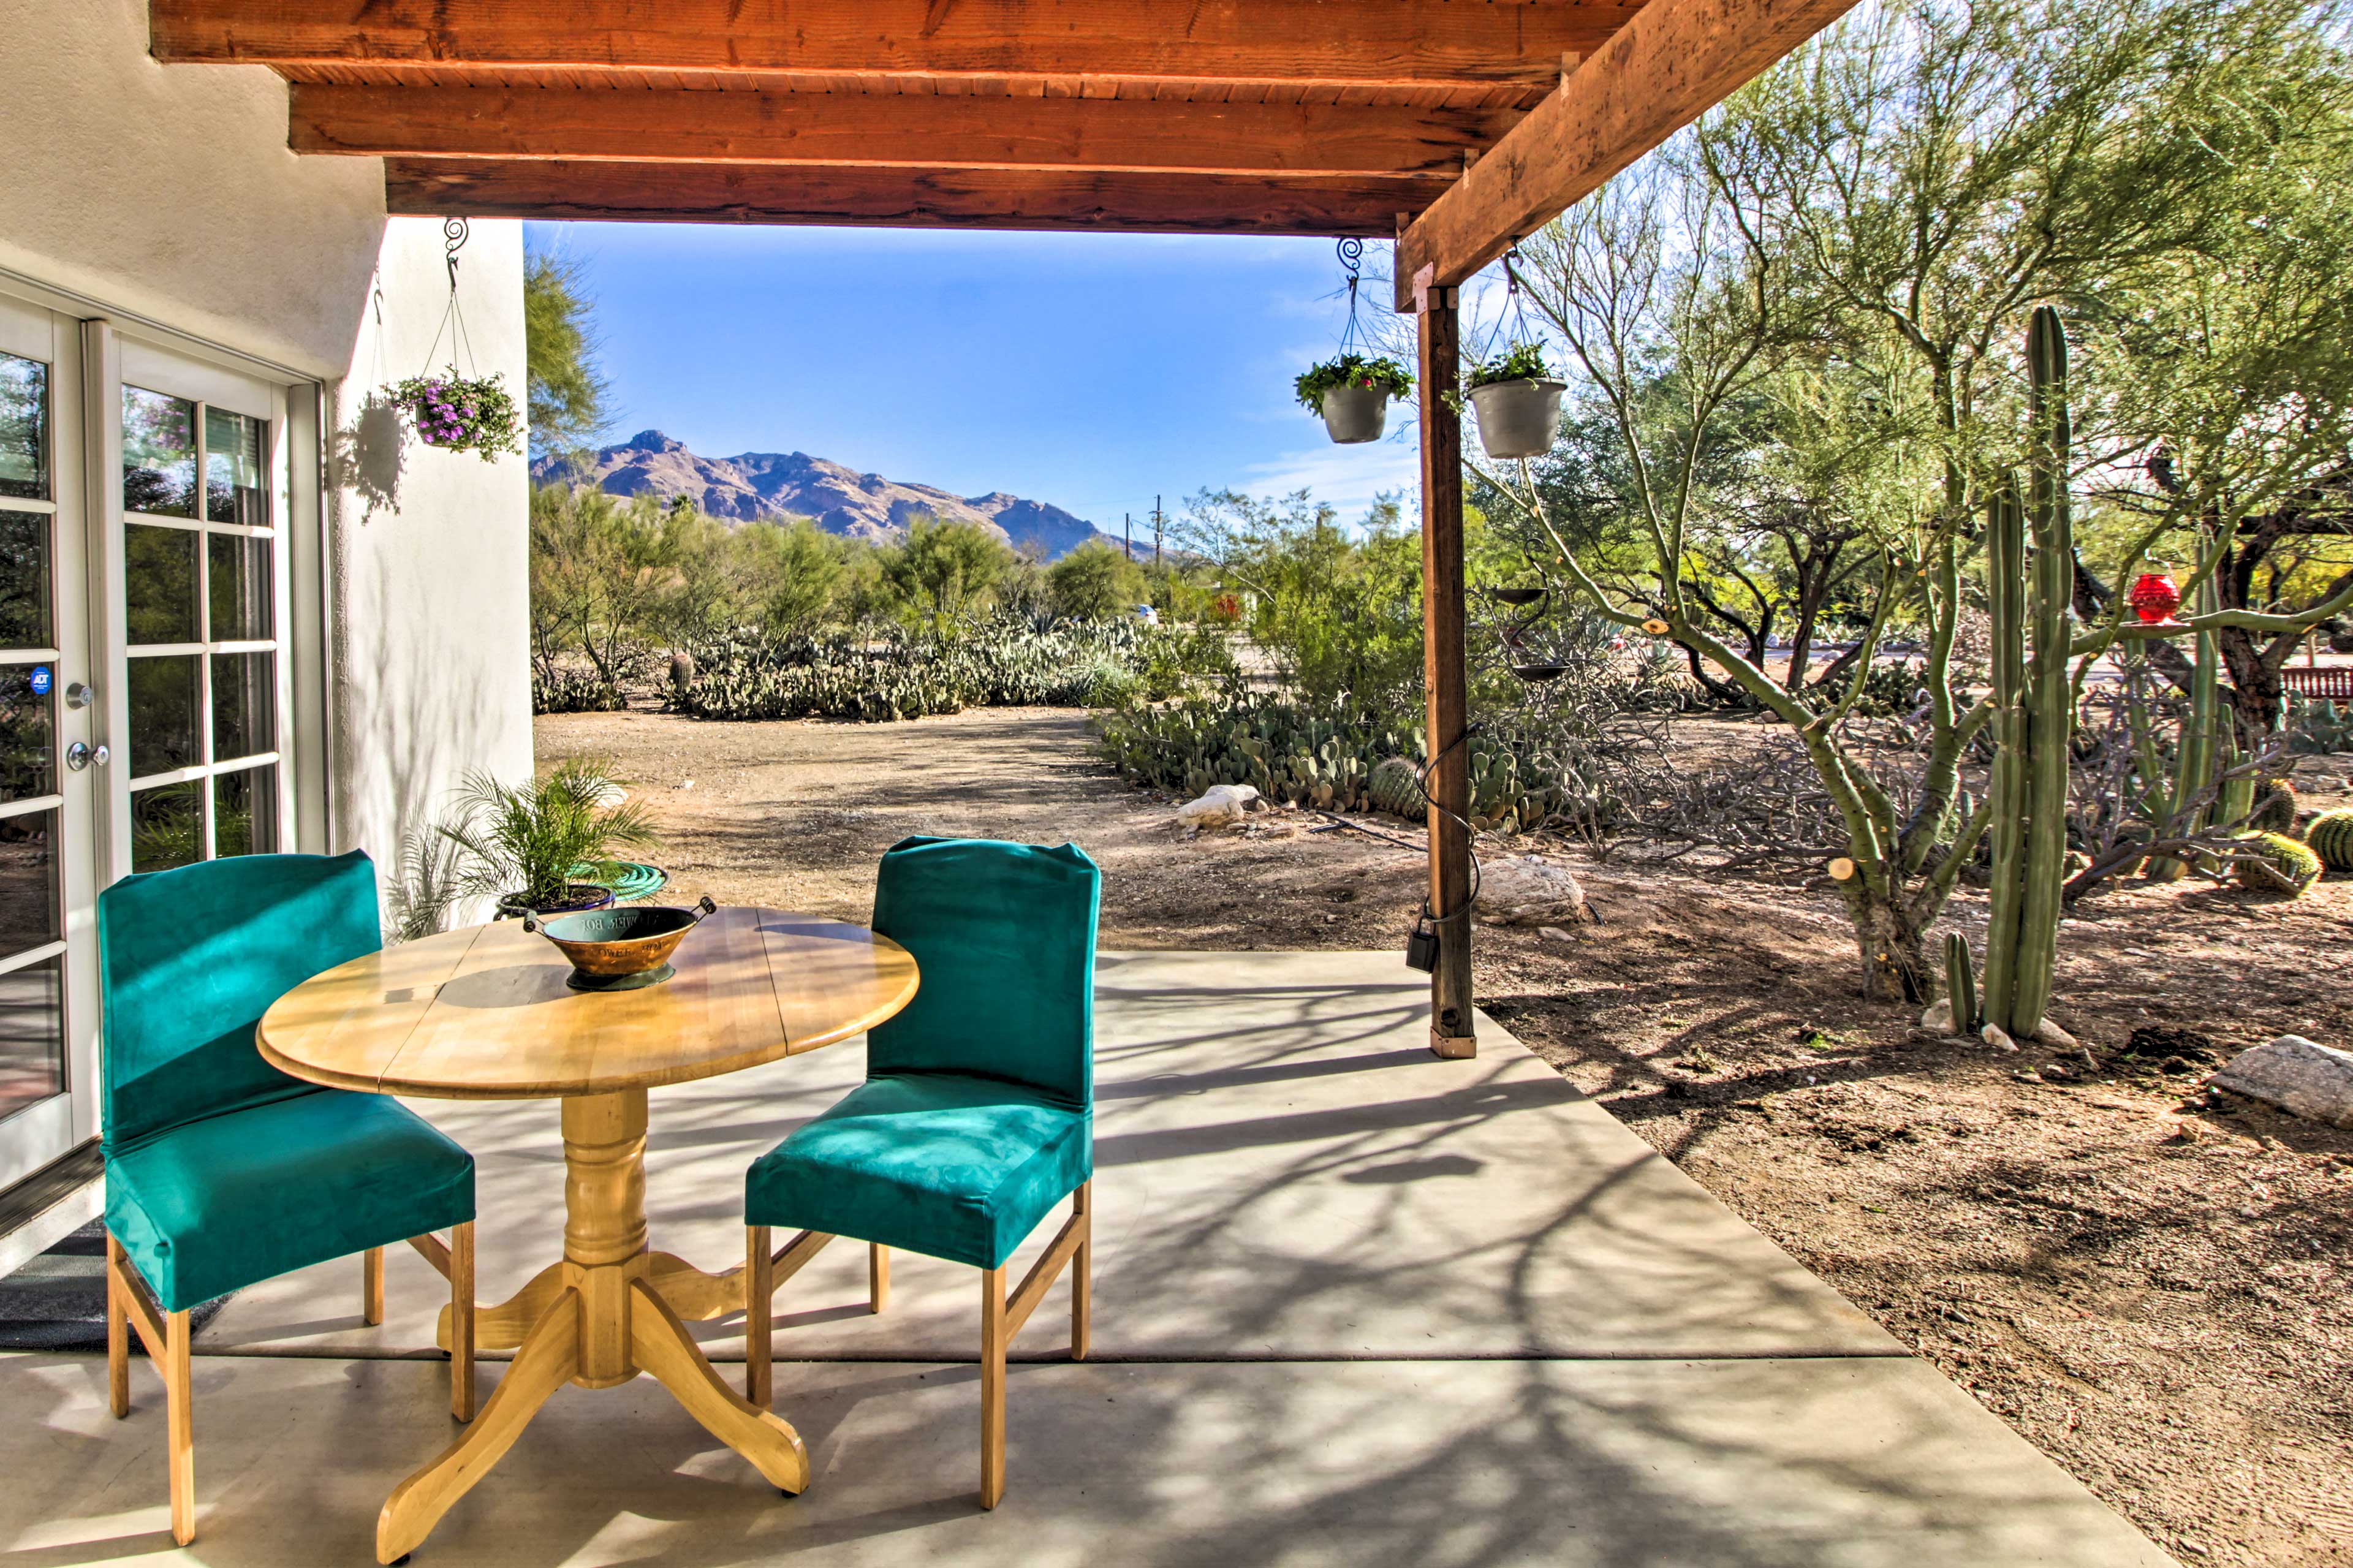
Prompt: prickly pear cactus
<box><xmin>2303</xmin><ymin>808</ymin><xmax>2353</xmax><ymax>871</ymax></box>
<box><xmin>2233</xmin><ymin>831</ymin><xmax>2323</xmax><ymax>895</ymax></box>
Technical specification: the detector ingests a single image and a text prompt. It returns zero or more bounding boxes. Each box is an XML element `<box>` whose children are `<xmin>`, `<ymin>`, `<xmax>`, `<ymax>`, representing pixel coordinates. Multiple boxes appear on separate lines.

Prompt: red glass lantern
<box><xmin>2128</xmin><ymin>572</ymin><xmax>2182</xmax><ymax>626</ymax></box>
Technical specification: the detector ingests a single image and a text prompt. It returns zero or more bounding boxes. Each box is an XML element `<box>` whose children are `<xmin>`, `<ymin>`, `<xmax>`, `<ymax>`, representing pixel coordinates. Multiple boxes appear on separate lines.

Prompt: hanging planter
<box><xmin>1294</xmin><ymin>238</ymin><xmax>1413</xmax><ymax>446</ymax></box>
<box><xmin>1467</xmin><ymin>342</ymin><xmax>1565</xmax><ymax>460</ymax></box>
<box><xmin>382</xmin><ymin>218</ymin><xmax>523</xmax><ymax>463</ymax></box>
<box><xmin>1298</xmin><ymin>355</ymin><xmax>1414</xmax><ymax>444</ymax></box>
<box><xmin>389</xmin><ymin>369</ymin><xmax>522</xmax><ymax>461</ymax></box>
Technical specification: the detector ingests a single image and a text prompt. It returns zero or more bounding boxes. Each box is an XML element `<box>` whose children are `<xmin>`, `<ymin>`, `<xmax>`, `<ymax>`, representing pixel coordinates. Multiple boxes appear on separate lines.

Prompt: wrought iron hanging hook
<box><xmin>1335</xmin><ymin>237</ymin><xmax>1367</xmax><ymax>355</ymax></box>
<box><xmin>443</xmin><ymin>216</ymin><xmax>471</xmax><ymax>294</ymax></box>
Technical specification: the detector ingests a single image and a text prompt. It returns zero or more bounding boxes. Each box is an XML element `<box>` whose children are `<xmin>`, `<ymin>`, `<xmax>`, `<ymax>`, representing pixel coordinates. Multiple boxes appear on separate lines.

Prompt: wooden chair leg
<box><xmin>105</xmin><ymin>1233</ymin><xmax>131</xmax><ymax>1418</ymax></box>
<box><xmin>870</xmin><ymin>1243</ymin><xmax>890</xmax><ymax>1313</ymax></box>
<box><xmin>165</xmin><ymin>1307</ymin><xmax>194</xmax><ymax>1545</ymax></box>
<box><xmin>746</xmin><ymin>1225</ymin><xmax>773</xmax><ymax>1407</ymax></box>
<box><xmin>980</xmin><ymin>1265</ymin><xmax>1006</xmax><ymax>1510</ymax></box>
<box><xmin>362</xmin><ymin>1245</ymin><xmax>385</xmax><ymax>1326</ymax></box>
<box><xmin>450</xmin><ymin>1222</ymin><xmax>476</xmax><ymax>1422</ymax></box>
<box><xmin>1072</xmin><ymin>1182</ymin><xmax>1091</xmax><ymax>1362</ymax></box>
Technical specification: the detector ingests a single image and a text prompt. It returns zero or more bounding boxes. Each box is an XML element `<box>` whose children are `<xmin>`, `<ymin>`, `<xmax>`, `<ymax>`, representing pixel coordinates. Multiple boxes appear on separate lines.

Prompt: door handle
<box><xmin>65</xmin><ymin>741</ymin><xmax>109</xmax><ymax>771</ymax></box>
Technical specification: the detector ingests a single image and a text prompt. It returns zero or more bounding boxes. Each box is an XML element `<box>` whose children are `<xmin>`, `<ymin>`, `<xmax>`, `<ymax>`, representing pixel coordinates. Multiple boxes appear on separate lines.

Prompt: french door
<box><xmin>0</xmin><ymin>298</ymin><xmax>295</xmax><ymax>1193</ymax></box>
<box><xmin>0</xmin><ymin>295</ymin><xmax>98</xmax><ymax>1193</ymax></box>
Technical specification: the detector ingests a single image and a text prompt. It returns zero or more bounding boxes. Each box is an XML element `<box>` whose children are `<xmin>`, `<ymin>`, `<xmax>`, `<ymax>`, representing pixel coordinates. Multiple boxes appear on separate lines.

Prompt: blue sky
<box><xmin>525</xmin><ymin>222</ymin><xmax>1427</xmax><ymax>532</ymax></box>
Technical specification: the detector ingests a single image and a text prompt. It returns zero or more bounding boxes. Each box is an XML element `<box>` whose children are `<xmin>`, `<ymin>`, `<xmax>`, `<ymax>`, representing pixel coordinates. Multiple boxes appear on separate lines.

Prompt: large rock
<box><xmin>2209</xmin><ymin>1035</ymin><xmax>2353</xmax><ymax>1127</ymax></box>
<box><xmin>1476</xmin><ymin>856</ymin><xmax>1590</xmax><ymax>926</ymax></box>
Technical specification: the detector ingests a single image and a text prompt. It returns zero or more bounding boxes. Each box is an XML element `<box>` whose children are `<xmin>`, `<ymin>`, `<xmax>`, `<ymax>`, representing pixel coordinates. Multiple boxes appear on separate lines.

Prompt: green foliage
<box><xmin>2232</xmin><ymin>830</ymin><xmax>2322</xmax><ymax>895</ymax></box>
<box><xmin>1294</xmin><ymin>354</ymin><xmax>1413</xmax><ymax>411</ymax></box>
<box><xmin>672</xmin><ymin>616</ymin><xmax>1224</xmax><ymax>723</ymax></box>
<box><xmin>1179</xmin><ymin>490</ymin><xmax>1428</xmax><ymax>708</ymax></box>
<box><xmin>2302</xmin><ymin>807</ymin><xmax>2353</xmax><ymax>871</ymax></box>
<box><xmin>1046</xmin><ymin>539</ymin><xmax>1148</xmax><ymax>621</ymax></box>
<box><xmin>441</xmin><ymin>757</ymin><xmax>661</xmax><ymax>907</ymax></box>
<box><xmin>1467</xmin><ymin>342</ymin><xmax>1553</xmax><ymax>389</ymax></box>
<box><xmin>880</xmin><ymin>515</ymin><xmax>1018</xmax><ymax>625</ymax></box>
<box><xmin>388</xmin><ymin>369</ymin><xmax>521</xmax><ymax>461</ymax></box>
<box><xmin>523</xmin><ymin>251</ymin><xmax>611</xmax><ymax>459</ymax></box>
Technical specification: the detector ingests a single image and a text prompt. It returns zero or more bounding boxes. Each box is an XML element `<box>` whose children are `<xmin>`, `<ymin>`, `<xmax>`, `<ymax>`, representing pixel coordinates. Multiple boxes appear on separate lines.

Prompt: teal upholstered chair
<box><xmin>744</xmin><ymin>836</ymin><xmax>1099</xmax><ymax>1507</ymax></box>
<box><xmin>97</xmin><ymin>850</ymin><xmax>477</xmax><ymax>1545</ymax></box>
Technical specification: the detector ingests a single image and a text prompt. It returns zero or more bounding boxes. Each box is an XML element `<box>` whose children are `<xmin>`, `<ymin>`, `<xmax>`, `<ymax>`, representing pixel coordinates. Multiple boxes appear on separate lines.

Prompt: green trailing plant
<box><xmin>1979</xmin><ymin>306</ymin><xmax>2075</xmax><ymax>1042</ymax></box>
<box><xmin>387</xmin><ymin>369</ymin><xmax>523</xmax><ymax>461</ymax></box>
<box><xmin>1294</xmin><ymin>354</ymin><xmax>1413</xmax><ymax>411</ymax></box>
<box><xmin>441</xmin><ymin>756</ymin><xmax>661</xmax><ymax>911</ymax></box>
<box><xmin>2232</xmin><ymin>830</ymin><xmax>2322</xmax><ymax>895</ymax></box>
<box><xmin>1943</xmin><ymin>932</ymin><xmax>1981</xmax><ymax>1034</ymax></box>
<box><xmin>1467</xmin><ymin>341</ymin><xmax>1553</xmax><ymax>389</ymax></box>
<box><xmin>2303</xmin><ymin>807</ymin><xmax>2353</xmax><ymax>871</ymax></box>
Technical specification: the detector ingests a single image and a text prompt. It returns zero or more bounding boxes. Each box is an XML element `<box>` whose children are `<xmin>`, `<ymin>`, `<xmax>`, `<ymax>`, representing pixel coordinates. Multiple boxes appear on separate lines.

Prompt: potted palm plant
<box><xmin>1466</xmin><ymin>342</ymin><xmax>1565</xmax><ymax>460</ymax></box>
<box><xmin>1295</xmin><ymin>354</ymin><xmax>1414</xmax><ymax>444</ymax></box>
<box><xmin>441</xmin><ymin>757</ymin><xmax>661</xmax><ymax>918</ymax></box>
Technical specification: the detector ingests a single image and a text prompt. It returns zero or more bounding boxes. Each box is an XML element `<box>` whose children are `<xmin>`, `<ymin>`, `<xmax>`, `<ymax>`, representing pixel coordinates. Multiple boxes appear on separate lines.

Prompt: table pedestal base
<box><xmin>379</xmin><ymin>1089</ymin><xmax>805</xmax><ymax>1564</ymax></box>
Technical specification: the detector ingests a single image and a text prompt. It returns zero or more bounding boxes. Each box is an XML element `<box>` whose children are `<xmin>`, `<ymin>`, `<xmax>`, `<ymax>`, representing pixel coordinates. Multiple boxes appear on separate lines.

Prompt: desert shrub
<box><xmin>533</xmin><ymin>664</ymin><xmax>627</xmax><ymax>715</ymax></box>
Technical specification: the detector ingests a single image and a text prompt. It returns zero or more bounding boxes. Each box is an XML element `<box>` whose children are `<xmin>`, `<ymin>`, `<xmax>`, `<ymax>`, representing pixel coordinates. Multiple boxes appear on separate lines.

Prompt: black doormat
<box><xmin>0</xmin><ymin>1222</ymin><xmax>231</xmax><ymax>1352</ymax></box>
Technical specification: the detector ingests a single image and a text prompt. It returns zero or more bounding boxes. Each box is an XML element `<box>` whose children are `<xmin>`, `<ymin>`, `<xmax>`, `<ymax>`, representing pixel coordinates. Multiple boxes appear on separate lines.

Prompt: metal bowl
<box><xmin>523</xmin><ymin>896</ymin><xmax>717</xmax><ymax>991</ymax></box>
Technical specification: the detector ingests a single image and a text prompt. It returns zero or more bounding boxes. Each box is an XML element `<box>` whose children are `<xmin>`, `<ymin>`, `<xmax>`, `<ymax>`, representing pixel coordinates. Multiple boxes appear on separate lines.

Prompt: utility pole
<box><xmin>1152</xmin><ymin>494</ymin><xmax>1164</xmax><ymax>566</ymax></box>
<box><xmin>1123</xmin><ymin>512</ymin><xmax>1132</xmax><ymax>561</ymax></box>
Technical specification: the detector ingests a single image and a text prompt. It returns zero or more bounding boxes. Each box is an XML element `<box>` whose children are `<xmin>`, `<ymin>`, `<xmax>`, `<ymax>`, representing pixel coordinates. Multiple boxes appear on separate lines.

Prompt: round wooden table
<box><xmin>259</xmin><ymin>906</ymin><xmax>919</xmax><ymax>1564</ymax></box>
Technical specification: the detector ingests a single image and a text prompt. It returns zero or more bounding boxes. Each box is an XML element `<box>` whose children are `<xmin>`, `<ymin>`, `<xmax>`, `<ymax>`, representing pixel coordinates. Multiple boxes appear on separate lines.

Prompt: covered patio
<box><xmin>3</xmin><ymin>953</ymin><xmax>2164</xmax><ymax>1564</ymax></box>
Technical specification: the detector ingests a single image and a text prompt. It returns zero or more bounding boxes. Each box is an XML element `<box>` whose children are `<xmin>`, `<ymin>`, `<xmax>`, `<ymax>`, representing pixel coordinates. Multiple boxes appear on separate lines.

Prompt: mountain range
<box><xmin>532</xmin><ymin>430</ymin><xmax>1110</xmax><ymax>560</ymax></box>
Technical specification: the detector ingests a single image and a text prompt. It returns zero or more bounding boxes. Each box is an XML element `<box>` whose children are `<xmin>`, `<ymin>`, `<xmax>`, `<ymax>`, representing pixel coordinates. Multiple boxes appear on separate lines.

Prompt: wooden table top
<box><xmin>258</xmin><ymin>906</ymin><xmax>919</xmax><ymax>1100</ymax></box>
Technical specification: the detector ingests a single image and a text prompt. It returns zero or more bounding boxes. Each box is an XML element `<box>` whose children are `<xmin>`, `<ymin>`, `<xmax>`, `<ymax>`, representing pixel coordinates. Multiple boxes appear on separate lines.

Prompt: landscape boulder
<box><xmin>1176</xmin><ymin>783</ymin><xmax>1260</xmax><ymax>832</ymax></box>
<box><xmin>2208</xmin><ymin>1035</ymin><xmax>2353</xmax><ymax>1127</ymax></box>
<box><xmin>1476</xmin><ymin>856</ymin><xmax>1590</xmax><ymax>926</ymax></box>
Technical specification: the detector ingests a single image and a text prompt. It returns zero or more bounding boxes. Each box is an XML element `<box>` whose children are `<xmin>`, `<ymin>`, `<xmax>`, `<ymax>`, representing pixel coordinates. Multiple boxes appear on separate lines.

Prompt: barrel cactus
<box><xmin>2304</xmin><ymin>808</ymin><xmax>2353</xmax><ymax>871</ymax></box>
<box><xmin>2248</xmin><ymin>775</ymin><xmax>2298</xmax><ymax>834</ymax></box>
<box><xmin>2232</xmin><ymin>831</ymin><xmax>2323</xmax><ymax>895</ymax></box>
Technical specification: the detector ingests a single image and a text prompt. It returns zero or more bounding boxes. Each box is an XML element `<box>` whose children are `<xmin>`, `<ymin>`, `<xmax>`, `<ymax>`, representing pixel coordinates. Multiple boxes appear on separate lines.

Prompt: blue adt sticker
<box><xmin>28</xmin><ymin>666</ymin><xmax>51</xmax><ymax>697</ymax></box>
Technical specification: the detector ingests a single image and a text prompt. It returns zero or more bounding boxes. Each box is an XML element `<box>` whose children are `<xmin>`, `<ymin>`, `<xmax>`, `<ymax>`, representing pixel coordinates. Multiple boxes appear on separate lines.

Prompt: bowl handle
<box><xmin>519</xmin><ymin>910</ymin><xmax>542</xmax><ymax>933</ymax></box>
<box><xmin>689</xmin><ymin>895</ymin><xmax>719</xmax><ymax>925</ymax></box>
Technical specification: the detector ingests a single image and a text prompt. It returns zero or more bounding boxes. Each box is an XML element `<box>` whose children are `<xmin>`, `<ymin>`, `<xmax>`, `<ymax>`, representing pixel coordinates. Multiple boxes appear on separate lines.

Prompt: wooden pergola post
<box><xmin>1417</xmin><ymin>281</ymin><xmax>1476</xmax><ymax>1059</ymax></box>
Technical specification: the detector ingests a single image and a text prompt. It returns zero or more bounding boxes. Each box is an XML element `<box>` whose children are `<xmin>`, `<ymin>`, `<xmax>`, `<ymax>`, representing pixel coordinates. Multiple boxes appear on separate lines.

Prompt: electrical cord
<box><xmin>1414</xmin><ymin>721</ymin><xmax>1485</xmax><ymax>926</ymax></box>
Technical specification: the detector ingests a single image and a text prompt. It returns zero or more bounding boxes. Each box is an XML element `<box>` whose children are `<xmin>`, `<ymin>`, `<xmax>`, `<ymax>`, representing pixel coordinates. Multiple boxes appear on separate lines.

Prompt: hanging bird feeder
<box><xmin>1486</xmin><ymin>583</ymin><xmax>1567</xmax><ymax>682</ymax></box>
<box><xmin>2128</xmin><ymin>572</ymin><xmax>2184</xmax><ymax>626</ymax></box>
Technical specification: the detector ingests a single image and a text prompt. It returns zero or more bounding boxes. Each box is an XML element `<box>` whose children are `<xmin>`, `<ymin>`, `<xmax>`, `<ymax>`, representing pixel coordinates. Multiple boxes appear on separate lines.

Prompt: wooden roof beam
<box><xmin>385</xmin><ymin>159</ymin><xmax>1433</xmax><ymax>236</ymax></box>
<box><xmin>1394</xmin><ymin>0</ymin><xmax>1861</xmax><ymax>308</ymax></box>
<box><xmin>292</xmin><ymin>84</ymin><xmax>1519</xmax><ymax>178</ymax></box>
<box><xmin>151</xmin><ymin>0</ymin><xmax>1639</xmax><ymax>88</ymax></box>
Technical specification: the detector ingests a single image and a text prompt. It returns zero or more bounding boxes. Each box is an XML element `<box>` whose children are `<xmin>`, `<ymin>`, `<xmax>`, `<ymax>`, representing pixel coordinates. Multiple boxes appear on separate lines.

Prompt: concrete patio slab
<box><xmin>199</xmin><ymin>952</ymin><xmax>1895</xmax><ymax>1362</ymax></box>
<box><xmin>0</xmin><ymin>1349</ymin><xmax>2168</xmax><ymax>1567</ymax></box>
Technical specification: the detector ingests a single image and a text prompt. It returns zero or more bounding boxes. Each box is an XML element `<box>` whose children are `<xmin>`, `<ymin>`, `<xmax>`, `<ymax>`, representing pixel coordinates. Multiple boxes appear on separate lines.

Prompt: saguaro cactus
<box><xmin>1978</xmin><ymin>306</ymin><xmax>2075</xmax><ymax>1040</ymax></box>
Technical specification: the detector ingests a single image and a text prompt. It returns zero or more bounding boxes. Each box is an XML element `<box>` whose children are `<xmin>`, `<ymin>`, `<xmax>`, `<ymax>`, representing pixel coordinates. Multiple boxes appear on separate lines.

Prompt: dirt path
<box><xmin>540</xmin><ymin>706</ymin><xmax>2353</xmax><ymax>1568</ymax></box>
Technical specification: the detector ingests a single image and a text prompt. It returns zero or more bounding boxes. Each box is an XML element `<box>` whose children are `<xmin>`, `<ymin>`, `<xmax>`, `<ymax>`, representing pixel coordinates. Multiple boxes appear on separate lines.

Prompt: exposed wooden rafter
<box><xmin>1394</xmin><ymin>0</ymin><xmax>1861</xmax><ymax>307</ymax></box>
<box><xmin>385</xmin><ymin>159</ymin><xmax>1428</xmax><ymax>235</ymax></box>
<box><xmin>152</xmin><ymin>0</ymin><xmax>1640</xmax><ymax>89</ymax></box>
<box><xmin>292</xmin><ymin>84</ymin><xmax>1519</xmax><ymax>179</ymax></box>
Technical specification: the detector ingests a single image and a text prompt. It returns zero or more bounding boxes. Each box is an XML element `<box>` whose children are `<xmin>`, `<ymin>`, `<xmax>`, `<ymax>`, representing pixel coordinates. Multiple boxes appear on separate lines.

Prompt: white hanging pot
<box><xmin>1469</xmin><ymin>378</ymin><xmax>1566</xmax><ymax>460</ymax></box>
<box><xmin>1319</xmin><ymin>385</ymin><xmax>1392</xmax><ymax>445</ymax></box>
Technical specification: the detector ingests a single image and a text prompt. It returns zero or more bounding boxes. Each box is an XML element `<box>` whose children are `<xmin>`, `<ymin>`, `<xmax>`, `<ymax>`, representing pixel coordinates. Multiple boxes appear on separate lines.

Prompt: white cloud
<box><xmin>1242</xmin><ymin>437</ymin><xmax>1422</xmax><ymax>521</ymax></box>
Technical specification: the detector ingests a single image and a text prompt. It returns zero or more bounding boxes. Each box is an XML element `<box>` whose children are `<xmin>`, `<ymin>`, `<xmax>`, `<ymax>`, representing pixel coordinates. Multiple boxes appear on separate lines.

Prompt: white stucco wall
<box><xmin>326</xmin><ymin>219</ymin><xmax>536</xmax><ymax>882</ymax></box>
<box><xmin>0</xmin><ymin>0</ymin><xmax>535</xmax><ymax>908</ymax></box>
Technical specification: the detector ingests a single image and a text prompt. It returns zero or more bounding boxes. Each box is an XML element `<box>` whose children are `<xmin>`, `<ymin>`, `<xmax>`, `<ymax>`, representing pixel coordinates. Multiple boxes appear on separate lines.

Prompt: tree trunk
<box><xmin>1839</xmin><ymin>876</ymin><xmax>1930</xmax><ymax>1003</ymax></box>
